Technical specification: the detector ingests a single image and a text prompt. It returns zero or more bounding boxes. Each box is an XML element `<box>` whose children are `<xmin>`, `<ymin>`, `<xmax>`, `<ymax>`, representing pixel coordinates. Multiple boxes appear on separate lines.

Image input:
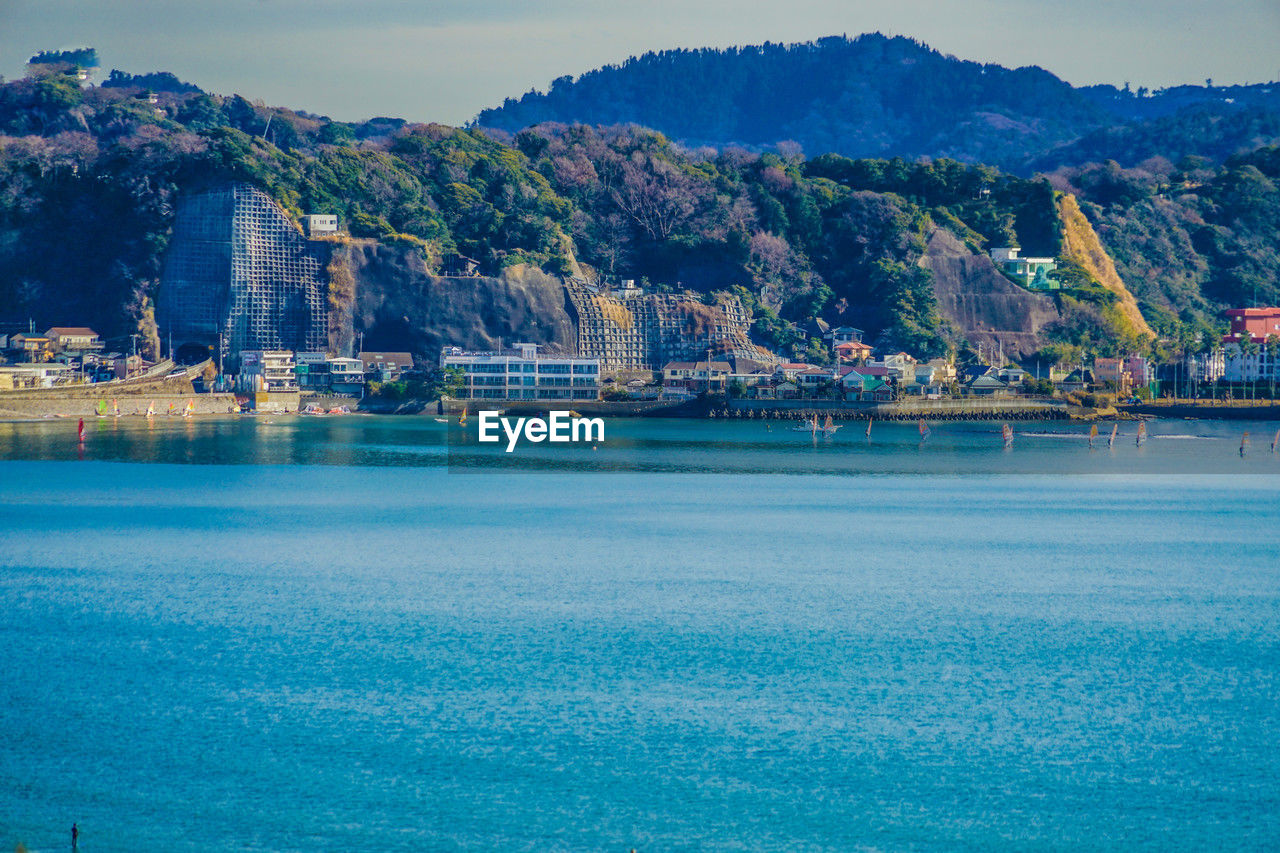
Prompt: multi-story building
<box><xmin>1223</xmin><ymin>308</ymin><xmax>1280</xmax><ymax>344</ymax></box>
<box><xmin>238</xmin><ymin>350</ymin><xmax>299</xmax><ymax>393</ymax></box>
<box><xmin>441</xmin><ymin>343</ymin><xmax>599</xmax><ymax>401</ymax></box>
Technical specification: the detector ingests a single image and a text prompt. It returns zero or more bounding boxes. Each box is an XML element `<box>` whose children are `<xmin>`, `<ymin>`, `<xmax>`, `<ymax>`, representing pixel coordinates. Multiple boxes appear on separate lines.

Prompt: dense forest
<box><xmin>478</xmin><ymin>34</ymin><xmax>1280</xmax><ymax>173</ymax></box>
<box><xmin>1</xmin><ymin>46</ymin><xmax>1277</xmax><ymax>365</ymax></box>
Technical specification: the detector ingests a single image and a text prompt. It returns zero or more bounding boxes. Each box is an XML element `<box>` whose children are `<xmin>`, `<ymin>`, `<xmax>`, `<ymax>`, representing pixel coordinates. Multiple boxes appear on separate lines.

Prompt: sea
<box><xmin>1</xmin><ymin>415</ymin><xmax>1278</xmax><ymax>851</ymax></box>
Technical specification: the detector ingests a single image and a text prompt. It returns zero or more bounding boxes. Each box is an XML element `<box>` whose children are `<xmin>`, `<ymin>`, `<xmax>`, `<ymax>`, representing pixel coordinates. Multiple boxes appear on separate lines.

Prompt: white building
<box><xmin>301</xmin><ymin>214</ymin><xmax>339</xmax><ymax>236</ymax></box>
<box><xmin>440</xmin><ymin>343</ymin><xmax>599</xmax><ymax>401</ymax></box>
<box><xmin>1224</xmin><ymin>342</ymin><xmax>1280</xmax><ymax>383</ymax></box>
<box><xmin>239</xmin><ymin>350</ymin><xmax>298</xmax><ymax>393</ymax></box>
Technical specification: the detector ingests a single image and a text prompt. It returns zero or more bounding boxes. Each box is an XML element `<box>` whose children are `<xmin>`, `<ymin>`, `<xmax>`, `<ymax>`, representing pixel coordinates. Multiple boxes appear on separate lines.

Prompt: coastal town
<box><xmin>3</xmin><ymin>305</ymin><xmax>1278</xmax><ymax>416</ymax></box>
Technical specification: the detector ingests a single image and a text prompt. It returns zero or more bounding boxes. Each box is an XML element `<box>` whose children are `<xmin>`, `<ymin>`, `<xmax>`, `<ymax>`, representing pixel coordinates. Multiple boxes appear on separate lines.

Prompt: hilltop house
<box><xmin>990</xmin><ymin>247</ymin><xmax>1059</xmax><ymax>291</ymax></box>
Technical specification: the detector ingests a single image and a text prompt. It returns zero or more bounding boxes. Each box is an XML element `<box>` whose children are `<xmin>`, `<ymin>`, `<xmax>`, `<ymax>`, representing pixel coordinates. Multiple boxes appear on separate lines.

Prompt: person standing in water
<box><xmin>71</xmin><ymin>823</ymin><xmax>78</xmax><ymax>850</ymax></box>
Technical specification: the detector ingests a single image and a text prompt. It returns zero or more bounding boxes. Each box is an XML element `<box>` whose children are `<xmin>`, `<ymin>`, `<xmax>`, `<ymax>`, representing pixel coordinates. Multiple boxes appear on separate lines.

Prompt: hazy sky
<box><xmin>3</xmin><ymin>0</ymin><xmax>1278</xmax><ymax>125</ymax></box>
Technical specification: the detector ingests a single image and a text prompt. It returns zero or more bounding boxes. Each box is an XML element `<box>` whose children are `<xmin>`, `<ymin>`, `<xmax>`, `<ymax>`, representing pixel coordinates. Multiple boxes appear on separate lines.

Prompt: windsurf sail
<box><xmin>1089</xmin><ymin>423</ymin><xmax>1098</xmax><ymax>448</ymax></box>
<box><xmin>1136</xmin><ymin>421</ymin><xmax>1147</xmax><ymax>446</ymax></box>
<box><xmin>865</xmin><ymin>418</ymin><xmax>872</xmax><ymax>438</ymax></box>
<box><xmin>1108</xmin><ymin>423</ymin><xmax>1118</xmax><ymax>448</ymax></box>
<box><xmin>918</xmin><ymin>419</ymin><xmax>931</xmax><ymax>440</ymax></box>
<box><xmin>1002</xmin><ymin>423</ymin><xmax>1014</xmax><ymax>448</ymax></box>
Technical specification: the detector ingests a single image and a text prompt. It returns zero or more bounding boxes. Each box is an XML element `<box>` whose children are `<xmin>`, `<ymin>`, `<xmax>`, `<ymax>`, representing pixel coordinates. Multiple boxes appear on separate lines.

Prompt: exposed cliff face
<box><xmin>344</xmin><ymin>243</ymin><xmax>577</xmax><ymax>360</ymax></box>
<box><xmin>1057</xmin><ymin>194</ymin><xmax>1154</xmax><ymax>340</ymax></box>
<box><xmin>919</xmin><ymin>228</ymin><xmax>1062</xmax><ymax>360</ymax></box>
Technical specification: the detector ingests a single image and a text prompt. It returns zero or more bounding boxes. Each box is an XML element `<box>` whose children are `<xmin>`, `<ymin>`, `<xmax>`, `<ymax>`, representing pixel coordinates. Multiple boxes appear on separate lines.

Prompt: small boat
<box><xmin>327</xmin><ymin>406</ymin><xmax>350</xmax><ymax>415</ymax></box>
<box><xmin>433</xmin><ymin>417</ymin><xmax>448</xmax><ymax>423</ymax></box>
<box><xmin>1108</xmin><ymin>423</ymin><xmax>1118</xmax><ymax>448</ymax></box>
<box><xmin>302</xmin><ymin>403</ymin><xmax>326</xmax><ymax>415</ymax></box>
<box><xmin>790</xmin><ymin>414</ymin><xmax>819</xmax><ymax>433</ymax></box>
<box><xmin>1136</xmin><ymin>421</ymin><xmax>1147</xmax><ymax>446</ymax></box>
<box><xmin>1002</xmin><ymin>422</ymin><xmax>1014</xmax><ymax>448</ymax></box>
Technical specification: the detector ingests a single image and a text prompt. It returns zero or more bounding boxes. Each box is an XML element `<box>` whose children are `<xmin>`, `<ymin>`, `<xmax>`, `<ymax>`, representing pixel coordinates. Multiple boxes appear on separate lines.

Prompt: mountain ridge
<box><xmin>476</xmin><ymin>33</ymin><xmax>1280</xmax><ymax>173</ymax></box>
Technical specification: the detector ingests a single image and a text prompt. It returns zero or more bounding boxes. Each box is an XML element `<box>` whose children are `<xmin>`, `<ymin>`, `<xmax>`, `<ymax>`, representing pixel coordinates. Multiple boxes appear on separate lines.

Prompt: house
<box><xmin>997</xmin><ymin>366</ymin><xmax>1029</xmax><ymax>387</ymax></box>
<box><xmin>872</xmin><ymin>352</ymin><xmax>918</xmax><ymax>380</ymax></box>
<box><xmin>1057</xmin><ymin>368</ymin><xmax>1094</xmax><ymax>393</ymax></box>
<box><xmin>44</xmin><ymin>327</ymin><xmax>103</xmax><ymax>355</ymax></box>
<box><xmin>965</xmin><ymin>373</ymin><xmax>1009</xmax><ymax>396</ymax></box>
<box><xmin>834</xmin><ymin>341</ymin><xmax>874</xmax><ymax>362</ymax></box>
<box><xmin>327</xmin><ymin>358</ymin><xmax>365</xmax><ymax>394</ymax></box>
<box><xmin>662</xmin><ymin>360</ymin><xmax>731</xmax><ymax>393</ymax></box>
<box><xmin>796</xmin><ymin>367</ymin><xmax>837</xmax><ymax>396</ymax></box>
<box><xmin>9</xmin><ymin>334</ymin><xmax>52</xmax><ymax>362</ymax></box>
<box><xmin>839</xmin><ymin>369</ymin><xmax>891</xmax><ymax>402</ymax></box>
<box><xmin>824</xmin><ymin>326</ymin><xmax>864</xmax><ymax>346</ymax></box>
<box><xmin>773</xmin><ymin>362</ymin><xmax>816</xmax><ymax>383</ymax></box>
<box><xmin>300</xmin><ymin>214</ymin><xmax>338</xmax><ymax>236</ymax></box>
<box><xmin>1092</xmin><ymin>357</ymin><xmax>1132</xmax><ymax>393</ymax></box>
<box><xmin>1125</xmin><ymin>356</ymin><xmax>1154</xmax><ymax>387</ymax></box>
<box><xmin>990</xmin><ymin>247</ymin><xmax>1059</xmax><ymax>290</ymax></box>
<box><xmin>361</xmin><ymin>351</ymin><xmax>415</xmax><ymax>383</ymax></box>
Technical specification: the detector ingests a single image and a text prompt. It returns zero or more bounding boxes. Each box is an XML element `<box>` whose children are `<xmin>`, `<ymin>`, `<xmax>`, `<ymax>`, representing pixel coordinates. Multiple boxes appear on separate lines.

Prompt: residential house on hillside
<box><xmin>8</xmin><ymin>334</ymin><xmax>51</xmax><ymax>362</ymax></box>
<box><xmin>834</xmin><ymin>341</ymin><xmax>874</xmax><ymax>362</ymax></box>
<box><xmin>44</xmin><ymin>327</ymin><xmax>103</xmax><ymax>356</ymax></box>
<box><xmin>990</xmin><ymin>247</ymin><xmax>1059</xmax><ymax>290</ymax></box>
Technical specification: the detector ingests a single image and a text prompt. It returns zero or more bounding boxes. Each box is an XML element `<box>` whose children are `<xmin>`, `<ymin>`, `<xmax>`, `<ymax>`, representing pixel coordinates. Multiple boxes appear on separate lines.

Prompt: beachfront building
<box><xmin>238</xmin><ymin>350</ymin><xmax>299</xmax><ymax>393</ymax></box>
<box><xmin>990</xmin><ymin>247</ymin><xmax>1059</xmax><ymax>290</ymax></box>
<box><xmin>360</xmin><ymin>352</ymin><xmax>415</xmax><ymax>383</ymax></box>
<box><xmin>662</xmin><ymin>360</ymin><xmax>731</xmax><ymax>393</ymax></box>
<box><xmin>441</xmin><ymin>343</ymin><xmax>600</xmax><ymax>401</ymax></box>
<box><xmin>1221</xmin><ymin>308</ymin><xmax>1280</xmax><ymax>383</ymax></box>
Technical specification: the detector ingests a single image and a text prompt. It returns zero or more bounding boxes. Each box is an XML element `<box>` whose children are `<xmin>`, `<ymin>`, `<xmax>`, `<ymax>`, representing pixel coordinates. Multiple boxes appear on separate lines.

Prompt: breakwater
<box><xmin>722</xmin><ymin>398</ymin><xmax>1070</xmax><ymax>421</ymax></box>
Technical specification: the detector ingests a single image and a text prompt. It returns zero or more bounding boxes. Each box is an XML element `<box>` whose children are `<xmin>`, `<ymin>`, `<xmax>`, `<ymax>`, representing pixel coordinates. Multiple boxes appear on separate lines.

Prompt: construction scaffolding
<box><xmin>566</xmin><ymin>282</ymin><xmax>773</xmax><ymax>371</ymax></box>
<box><xmin>160</xmin><ymin>183</ymin><xmax>329</xmax><ymax>367</ymax></box>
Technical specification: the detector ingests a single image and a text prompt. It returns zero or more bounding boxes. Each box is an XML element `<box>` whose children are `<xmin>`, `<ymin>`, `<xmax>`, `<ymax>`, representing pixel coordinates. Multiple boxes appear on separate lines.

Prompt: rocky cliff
<box><xmin>338</xmin><ymin>243</ymin><xmax>578</xmax><ymax>360</ymax></box>
<box><xmin>919</xmin><ymin>228</ymin><xmax>1062</xmax><ymax>360</ymax></box>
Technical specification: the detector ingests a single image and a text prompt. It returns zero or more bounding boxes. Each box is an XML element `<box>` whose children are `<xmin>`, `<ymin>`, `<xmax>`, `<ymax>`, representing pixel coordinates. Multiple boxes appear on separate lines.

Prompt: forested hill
<box><xmin>2</xmin><ymin>57</ymin><xmax>1278</xmax><ymax>366</ymax></box>
<box><xmin>476</xmin><ymin>33</ymin><xmax>1280</xmax><ymax>172</ymax></box>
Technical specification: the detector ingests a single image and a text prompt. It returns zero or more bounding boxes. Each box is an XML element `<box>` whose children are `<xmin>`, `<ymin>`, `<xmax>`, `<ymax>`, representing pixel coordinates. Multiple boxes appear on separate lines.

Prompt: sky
<box><xmin>2</xmin><ymin>0</ymin><xmax>1278</xmax><ymax>125</ymax></box>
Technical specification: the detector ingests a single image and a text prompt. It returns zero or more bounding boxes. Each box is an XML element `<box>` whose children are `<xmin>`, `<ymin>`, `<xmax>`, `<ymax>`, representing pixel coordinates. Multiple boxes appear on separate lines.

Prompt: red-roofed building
<box><xmin>1223</xmin><ymin>308</ymin><xmax>1280</xmax><ymax>344</ymax></box>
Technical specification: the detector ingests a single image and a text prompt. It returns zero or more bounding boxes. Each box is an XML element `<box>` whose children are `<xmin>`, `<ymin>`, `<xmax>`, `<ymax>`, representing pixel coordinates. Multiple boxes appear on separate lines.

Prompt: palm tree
<box><xmin>1242</xmin><ymin>335</ymin><xmax>1261</xmax><ymax>401</ymax></box>
<box><xmin>1267</xmin><ymin>334</ymin><xmax>1279</xmax><ymax>400</ymax></box>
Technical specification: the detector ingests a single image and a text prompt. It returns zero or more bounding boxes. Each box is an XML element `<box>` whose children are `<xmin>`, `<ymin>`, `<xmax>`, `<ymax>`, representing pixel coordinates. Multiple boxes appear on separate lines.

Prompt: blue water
<box><xmin>2</xmin><ymin>418</ymin><xmax>1279</xmax><ymax>850</ymax></box>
